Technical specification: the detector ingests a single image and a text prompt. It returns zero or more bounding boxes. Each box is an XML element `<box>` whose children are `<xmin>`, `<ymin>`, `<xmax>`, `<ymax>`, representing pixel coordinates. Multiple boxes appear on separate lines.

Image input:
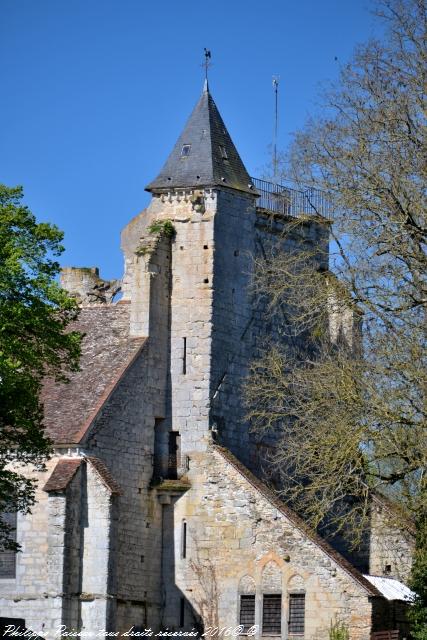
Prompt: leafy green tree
<box><xmin>0</xmin><ymin>184</ymin><xmax>81</xmax><ymax>549</ymax></box>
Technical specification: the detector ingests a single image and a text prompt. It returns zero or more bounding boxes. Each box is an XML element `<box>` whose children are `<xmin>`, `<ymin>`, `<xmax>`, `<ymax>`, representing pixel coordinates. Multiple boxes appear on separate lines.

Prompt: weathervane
<box><xmin>203</xmin><ymin>48</ymin><xmax>212</xmax><ymax>84</ymax></box>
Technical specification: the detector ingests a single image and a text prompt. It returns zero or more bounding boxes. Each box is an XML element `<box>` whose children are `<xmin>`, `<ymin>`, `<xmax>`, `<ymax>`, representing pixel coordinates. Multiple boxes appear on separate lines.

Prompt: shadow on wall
<box><xmin>161</xmin><ymin>497</ymin><xmax>204</xmax><ymax>634</ymax></box>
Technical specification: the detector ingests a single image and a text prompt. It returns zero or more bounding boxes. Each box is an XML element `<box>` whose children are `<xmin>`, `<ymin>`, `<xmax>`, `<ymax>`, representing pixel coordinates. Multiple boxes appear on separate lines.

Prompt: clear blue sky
<box><xmin>1</xmin><ymin>0</ymin><xmax>381</xmax><ymax>280</ymax></box>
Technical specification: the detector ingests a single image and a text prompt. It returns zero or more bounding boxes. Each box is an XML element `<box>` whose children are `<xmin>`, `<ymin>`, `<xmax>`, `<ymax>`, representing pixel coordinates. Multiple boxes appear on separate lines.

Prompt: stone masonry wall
<box><xmin>209</xmin><ymin>189</ymin><xmax>257</xmax><ymax>468</ymax></box>
<box><xmin>62</xmin><ymin>462</ymin><xmax>84</xmax><ymax>630</ymax></box>
<box><xmin>0</xmin><ymin>457</ymin><xmax>73</xmax><ymax>636</ymax></box>
<box><xmin>121</xmin><ymin>190</ymin><xmax>218</xmax><ymax>463</ymax></box>
<box><xmin>163</xmin><ymin>444</ymin><xmax>374</xmax><ymax>640</ymax></box>
<box><xmin>79</xmin><ymin>464</ymin><xmax>116</xmax><ymax>632</ymax></box>
<box><xmin>80</xmin><ymin>229</ymin><xmax>172</xmax><ymax>631</ymax></box>
<box><xmin>124</xmin><ymin>189</ymin><xmax>330</xmax><ymax>474</ymax></box>
<box><xmin>82</xmin><ymin>346</ymin><xmax>163</xmax><ymax>632</ymax></box>
<box><xmin>369</xmin><ymin>501</ymin><xmax>415</xmax><ymax>582</ymax></box>
<box><xmin>210</xmin><ymin>196</ymin><xmax>330</xmax><ymax>473</ymax></box>
<box><xmin>0</xmin><ymin>219</ymin><xmax>171</xmax><ymax>633</ymax></box>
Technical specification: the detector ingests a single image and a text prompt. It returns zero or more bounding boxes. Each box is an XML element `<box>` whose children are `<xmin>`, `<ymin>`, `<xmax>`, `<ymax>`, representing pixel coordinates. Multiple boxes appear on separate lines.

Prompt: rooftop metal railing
<box><xmin>251</xmin><ymin>177</ymin><xmax>332</xmax><ymax>221</ymax></box>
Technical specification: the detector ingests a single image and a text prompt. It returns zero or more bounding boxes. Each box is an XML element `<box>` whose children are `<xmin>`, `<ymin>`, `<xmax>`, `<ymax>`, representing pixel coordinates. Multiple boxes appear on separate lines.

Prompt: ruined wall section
<box><xmin>61</xmin><ymin>267</ymin><xmax>121</xmax><ymax>305</ymax></box>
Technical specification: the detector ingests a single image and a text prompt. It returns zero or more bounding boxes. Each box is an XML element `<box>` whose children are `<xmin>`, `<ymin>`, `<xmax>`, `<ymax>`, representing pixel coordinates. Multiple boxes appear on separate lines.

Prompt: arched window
<box><xmin>288</xmin><ymin>594</ymin><xmax>305</xmax><ymax>634</ymax></box>
<box><xmin>261</xmin><ymin>561</ymin><xmax>282</xmax><ymax>635</ymax></box>
<box><xmin>238</xmin><ymin>575</ymin><xmax>256</xmax><ymax>632</ymax></box>
<box><xmin>287</xmin><ymin>574</ymin><xmax>305</xmax><ymax>635</ymax></box>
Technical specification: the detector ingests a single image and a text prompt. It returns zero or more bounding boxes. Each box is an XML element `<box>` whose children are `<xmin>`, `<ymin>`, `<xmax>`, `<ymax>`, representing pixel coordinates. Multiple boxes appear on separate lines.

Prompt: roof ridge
<box><xmin>85</xmin><ymin>456</ymin><xmax>122</xmax><ymax>495</ymax></box>
<box><xmin>43</xmin><ymin>456</ymin><xmax>122</xmax><ymax>496</ymax></box>
<box><xmin>73</xmin><ymin>339</ymin><xmax>147</xmax><ymax>444</ymax></box>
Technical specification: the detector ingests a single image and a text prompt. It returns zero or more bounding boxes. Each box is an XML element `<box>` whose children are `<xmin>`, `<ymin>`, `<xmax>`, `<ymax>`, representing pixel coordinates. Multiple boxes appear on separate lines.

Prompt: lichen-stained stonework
<box><xmin>165</xmin><ymin>446</ymin><xmax>377</xmax><ymax>640</ymax></box>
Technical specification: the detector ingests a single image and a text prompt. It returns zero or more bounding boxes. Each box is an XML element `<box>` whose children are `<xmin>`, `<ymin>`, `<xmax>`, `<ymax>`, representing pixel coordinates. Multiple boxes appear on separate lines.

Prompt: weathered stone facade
<box><xmin>161</xmin><ymin>446</ymin><xmax>376</xmax><ymax>640</ymax></box>
<box><xmin>0</xmin><ymin>83</ymin><xmax>414</xmax><ymax>638</ymax></box>
<box><xmin>369</xmin><ymin>498</ymin><xmax>415</xmax><ymax>583</ymax></box>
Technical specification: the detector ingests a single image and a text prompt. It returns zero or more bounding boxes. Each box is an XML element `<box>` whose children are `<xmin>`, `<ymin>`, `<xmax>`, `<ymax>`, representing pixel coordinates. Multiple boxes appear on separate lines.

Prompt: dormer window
<box><xmin>181</xmin><ymin>144</ymin><xmax>191</xmax><ymax>157</ymax></box>
<box><xmin>219</xmin><ymin>145</ymin><xmax>228</xmax><ymax>160</ymax></box>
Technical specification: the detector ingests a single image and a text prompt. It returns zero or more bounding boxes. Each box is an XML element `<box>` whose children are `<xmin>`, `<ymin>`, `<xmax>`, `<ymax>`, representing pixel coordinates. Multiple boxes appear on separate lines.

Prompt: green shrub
<box><xmin>147</xmin><ymin>219</ymin><xmax>175</xmax><ymax>238</ymax></box>
<box><xmin>329</xmin><ymin>619</ymin><xmax>350</xmax><ymax>640</ymax></box>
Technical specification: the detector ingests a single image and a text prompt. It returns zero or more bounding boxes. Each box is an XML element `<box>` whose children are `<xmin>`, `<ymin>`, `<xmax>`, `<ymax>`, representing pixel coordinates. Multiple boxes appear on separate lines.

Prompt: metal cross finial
<box><xmin>203</xmin><ymin>48</ymin><xmax>212</xmax><ymax>83</ymax></box>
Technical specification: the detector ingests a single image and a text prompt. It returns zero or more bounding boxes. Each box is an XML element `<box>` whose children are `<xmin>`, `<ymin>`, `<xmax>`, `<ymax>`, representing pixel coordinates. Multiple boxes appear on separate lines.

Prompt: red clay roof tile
<box><xmin>41</xmin><ymin>304</ymin><xmax>145</xmax><ymax>444</ymax></box>
<box><xmin>43</xmin><ymin>458</ymin><xmax>82</xmax><ymax>492</ymax></box>
<box><xmin>86</xmin><ymin>456</ymin><xmax>122</xmax><ymax>495</ymax></box>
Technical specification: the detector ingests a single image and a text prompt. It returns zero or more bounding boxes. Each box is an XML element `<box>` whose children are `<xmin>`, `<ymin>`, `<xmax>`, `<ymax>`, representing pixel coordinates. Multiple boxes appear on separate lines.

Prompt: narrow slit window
<box><xmin>168</xmin><ymin>432</ymin><xmax>180</xmax><ymax>480</ymax></box>
<box><xmin>183</xmin><ymin>337</ymin><xmax>187</xmax><ymax>374</ymax></box>
<box><xmin>262</xmin><ymin>594</ymin><xmax>281</xmax><ymax>635</ymax></box>
<box><xmin>180</xmin><ymin>597</ymin><xmax>185</xmax><ymax>627</ymax></box>
<box><xmin>240</xmin><ymin>594</ymin><xmax>255</xmax><ymax>632</ymax></box>
<box><xmin>219</xmin><ymin>145</ymin><xmax>228</xmax><ymax>160</ymax></box>
<box><xmin>288</xmin><ymin>593</ymin><xmax>305</xmax><ymax>635</ymax></box>
<box><xmin>181</xmin><ymin>144</ymin><xmax>191</xmax><ymax>157</ymax></box>
<box><xmin>182</xmin><ymin>520</ymin><xmax>187</xmax><ymax>559</ymax></box>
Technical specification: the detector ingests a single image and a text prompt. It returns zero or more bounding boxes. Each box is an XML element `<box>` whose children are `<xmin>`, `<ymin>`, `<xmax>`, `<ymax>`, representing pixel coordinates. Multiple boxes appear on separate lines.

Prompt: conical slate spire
<box><xmin>146</xmin><ymin>85</ymin><xmax>256</xmax><ymax>195</ymax></box>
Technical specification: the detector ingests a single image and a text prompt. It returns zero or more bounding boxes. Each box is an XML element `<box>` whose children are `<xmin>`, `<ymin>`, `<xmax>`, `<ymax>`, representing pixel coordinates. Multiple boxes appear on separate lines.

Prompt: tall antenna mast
<box><xmin>272</xmin><ymin>76</ymin><xmax>279</xmax><ymax>182</ymax></box>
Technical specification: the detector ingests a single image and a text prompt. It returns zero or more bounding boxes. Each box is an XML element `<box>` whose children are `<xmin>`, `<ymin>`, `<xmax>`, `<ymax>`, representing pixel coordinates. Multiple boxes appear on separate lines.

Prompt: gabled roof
<box><xmin>85</xmin><ymin>456</ymin><xmax>122</xmax><ymax>495</ymax></box>
<box><xmin>146</xmin><ymin>83</ymin><xmax>256</xmax><ymax>196</ymax></box>
<box><xmin>213</xmin><ymin>444</ymin><xmax>382</xmax><ymax>598</ymax></box>
<box><xmin>43</xmin><ymin>458</ymin><xmax>82</xmax><ymax>492</ymax></box>
<box><xmin>42</xmin><ymin>304</ymin><xmax>146</xmax><ymax>445</ymax></box>
<box><xmin>43</xmin><ymin>456</ymin><xmax>122</xmax><ymax>495</ymax></box>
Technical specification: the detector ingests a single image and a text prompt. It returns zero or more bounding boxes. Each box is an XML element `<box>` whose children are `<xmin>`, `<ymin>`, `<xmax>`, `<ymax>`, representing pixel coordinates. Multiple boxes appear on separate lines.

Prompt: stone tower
<box><xmin>121</xmin><ymin>81</ymin><xmax>329</xmax><ymax>477</ymax></box>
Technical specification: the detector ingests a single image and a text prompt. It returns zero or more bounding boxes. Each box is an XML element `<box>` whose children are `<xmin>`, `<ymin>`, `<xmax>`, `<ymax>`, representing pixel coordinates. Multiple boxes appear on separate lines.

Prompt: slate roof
<box><xmin>213</xmin><ymin>444</ymin><xmax>382</xmax><ymax>598</ymax></box>
<box><xmin>42</xmin><ymin>303</ymin><xmax>145</xmax><ymax>445</ymax></box>
<box><xmin>146</xmin><ymin>83</ymin><xmax>257</xmax><ymax>195</ymax></box>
